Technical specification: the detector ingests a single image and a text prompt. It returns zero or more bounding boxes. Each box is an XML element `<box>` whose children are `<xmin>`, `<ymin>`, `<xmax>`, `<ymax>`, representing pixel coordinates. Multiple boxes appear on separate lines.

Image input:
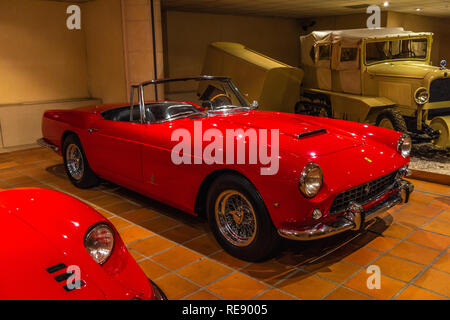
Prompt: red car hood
<box><xmin>208</xmin><ymin>111</ymin><xmax>364</xmax><ymax>156</ymax></box>
<box><xmin>0</xmin><ymin>209</ymin><xmax>105</xmax><ymax>300</ymax></box>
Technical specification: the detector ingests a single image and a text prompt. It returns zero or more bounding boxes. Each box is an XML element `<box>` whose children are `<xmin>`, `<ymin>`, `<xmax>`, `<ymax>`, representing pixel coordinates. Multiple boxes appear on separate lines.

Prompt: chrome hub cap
<box><xmin>66</xmin><ymin>144</ymin><xmax>84</xmax><ymax>181</ymax></box>
<box><xmin>215</xmin><ymin>190</ymin><xmax>257</xmax><ymax>247</ymax></box>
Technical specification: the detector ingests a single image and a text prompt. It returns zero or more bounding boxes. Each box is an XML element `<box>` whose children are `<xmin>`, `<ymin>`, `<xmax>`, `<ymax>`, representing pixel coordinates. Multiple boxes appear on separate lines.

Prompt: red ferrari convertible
<box><xmin>39</xmin><ymin>76</ymin><xmax>414</xmax><ymax>261</ymax></box>
<box><xmin>0</xmin><ymin>188</ymin><xmax>165</xmax><ymax>300</ymax></box>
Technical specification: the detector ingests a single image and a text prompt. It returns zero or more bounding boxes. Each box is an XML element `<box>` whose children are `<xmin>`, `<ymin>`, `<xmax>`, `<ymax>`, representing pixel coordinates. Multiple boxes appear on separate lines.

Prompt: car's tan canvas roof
<box><xmin>303</xmin><ymin>27</ymin><xmax>432</xmax><ymax>42</ymax></box>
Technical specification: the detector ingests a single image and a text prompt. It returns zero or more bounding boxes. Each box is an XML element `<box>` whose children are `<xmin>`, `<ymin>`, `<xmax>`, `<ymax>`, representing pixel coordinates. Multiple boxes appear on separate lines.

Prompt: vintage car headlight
<box><xmin>299</xmin><ymin>162</ymin><xmax>323</xmax><ymax>198</ymax></box>
<box><xmin>397</xmin><ymin>134</ymin><xmax>412</xmax><ymax>158</ymax></box>
<box><xmin>84</xmin><ymin>223</ymin><xmax>115</xmax><ymax>265</ymax></box>
<box><xmin>414</xmin><ymin>87</ymin><xmax>429</xmax><ymax>105</ymax></box>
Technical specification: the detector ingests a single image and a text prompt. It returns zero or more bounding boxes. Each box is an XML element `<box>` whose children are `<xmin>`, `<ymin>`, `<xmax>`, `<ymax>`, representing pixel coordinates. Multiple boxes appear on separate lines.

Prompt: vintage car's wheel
<box><xmin>63</xmin><ymin>134</ymin><xmax>99</xmax><ymax>189</ymax></box>
<box><xmin>376</xmin><ymin>109</ymin><xmax>407</xmax><ymax>133</ymax></box>
<box><xmin>206</xmin><ymin>174</ymin><xmax>280</xmax><ymax>262</ymax></box>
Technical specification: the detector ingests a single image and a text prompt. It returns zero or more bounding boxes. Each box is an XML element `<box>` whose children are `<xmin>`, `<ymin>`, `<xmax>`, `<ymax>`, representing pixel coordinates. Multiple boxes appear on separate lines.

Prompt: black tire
<box><xmin>62</xmin><ymin>134</ymin><xmax>99</xmax><ymax>189</ymax></box>
<box><xmin>376</xmin><ymin>109</ymin><xmax>407</xmax><ymax>133</ymax></box>
<box><xmin>206</xmin><ymin>173</ymin><xmax>280</xmax><ymax>262</ymax></box>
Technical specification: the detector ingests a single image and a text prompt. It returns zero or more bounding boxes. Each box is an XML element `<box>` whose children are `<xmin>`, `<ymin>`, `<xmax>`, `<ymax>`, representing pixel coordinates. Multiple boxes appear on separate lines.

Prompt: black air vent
<box><xmin>46</xmin><ymin>263</ymin><xmax>67</xmax><ymax>274</ymax></box>
<box><xmin>46</xmin><ymin>263</ymin><xmax>85</xmax><ymax>292</ymax></box>
<box><xmin>297</xmin><ymin>128</ymin><xmax>327</xmax><ymax>139</ymax></box>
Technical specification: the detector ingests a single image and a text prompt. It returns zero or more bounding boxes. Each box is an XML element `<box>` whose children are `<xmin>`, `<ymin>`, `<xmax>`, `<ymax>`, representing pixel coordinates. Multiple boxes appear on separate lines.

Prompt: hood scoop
<box><xmin>297</xmin><ymin>128</ymin><xmax>327</xmax><ymax>139</ymax></box>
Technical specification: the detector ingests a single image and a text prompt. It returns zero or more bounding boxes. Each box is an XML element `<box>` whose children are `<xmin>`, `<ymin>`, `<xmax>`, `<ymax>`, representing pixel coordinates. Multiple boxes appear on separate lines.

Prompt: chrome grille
<box><xmin>429</xmin><ymin>78</ymin><xmax>450</xmax><ymax>103</ymax></box>
<box><xmin>329</xmin><ymin>170</ymin><xmax>398</xmax><ymax>215</ymax></box>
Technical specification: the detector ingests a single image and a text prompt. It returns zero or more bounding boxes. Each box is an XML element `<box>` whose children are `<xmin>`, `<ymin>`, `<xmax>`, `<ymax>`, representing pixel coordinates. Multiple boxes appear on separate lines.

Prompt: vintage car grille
<box><xmin>429</xmin><ymin>78</ymin><xmax>450</xmax><ymax>103</ymax></box>
<box><xmin>329</xmin><ymin>170</ymin><xmax>398</xmax><ymax>215</ymax></box>
<box><xmin>427</xmin><ymin>107</ymin><xmax>450</xmax><ymax>121</ymax></box>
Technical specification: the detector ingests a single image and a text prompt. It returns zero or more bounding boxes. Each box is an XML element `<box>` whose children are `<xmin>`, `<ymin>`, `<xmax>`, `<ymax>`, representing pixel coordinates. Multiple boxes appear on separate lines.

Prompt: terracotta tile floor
<box><xmin>1</xmin><ymin>147</ymin><xmax>449</xmax><ymax>300</ymax></box>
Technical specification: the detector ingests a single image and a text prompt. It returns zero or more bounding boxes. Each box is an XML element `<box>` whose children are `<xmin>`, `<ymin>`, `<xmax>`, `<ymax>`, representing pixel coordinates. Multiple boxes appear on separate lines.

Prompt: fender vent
<box><xmin>46</xmin><ymin>263</ymin><xmax>85</xmax><ymax>292</ymax></box>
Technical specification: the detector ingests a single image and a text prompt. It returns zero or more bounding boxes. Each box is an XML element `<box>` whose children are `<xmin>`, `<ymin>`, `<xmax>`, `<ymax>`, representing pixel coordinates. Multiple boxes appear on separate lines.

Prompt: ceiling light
<box><xmin>416</xmin><ymin>8</ymin><xmax>422</xmax><ymax>11</ymax></box>
<box><xmin>383</xmin><ymin>1</ymin><xmax>389</xmax><ymax>7</ymax></box>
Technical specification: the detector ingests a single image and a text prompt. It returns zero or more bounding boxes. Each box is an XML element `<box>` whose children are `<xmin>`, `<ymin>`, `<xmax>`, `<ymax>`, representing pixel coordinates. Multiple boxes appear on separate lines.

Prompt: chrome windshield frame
<box><xmin>129</xmin><ymin>75</ymin><xmax>250</xmax><ymax>124</ymax></box>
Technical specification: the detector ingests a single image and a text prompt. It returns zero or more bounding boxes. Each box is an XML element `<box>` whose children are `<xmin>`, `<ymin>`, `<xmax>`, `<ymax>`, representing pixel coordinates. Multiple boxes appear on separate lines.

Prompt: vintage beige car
<box><xmin>299</xmin><ymin>27</ymin><xmax>449</xmax><ymax>148</ymax></box>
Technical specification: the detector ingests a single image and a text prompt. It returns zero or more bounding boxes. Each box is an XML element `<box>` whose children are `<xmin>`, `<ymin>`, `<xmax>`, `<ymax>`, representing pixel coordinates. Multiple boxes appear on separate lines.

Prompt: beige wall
<box><xmin>83</xmin><ymin>0</ymin><xmax>128</xmax><ymax>103</ymax></box>
<box><xmin>299</xmin><ymin>12</ymin><xmax>388</xmax><ymax>36</ymax></box>
<box><xmin>0</xmin><ymin>0</ymin><xmax>89</xmax><ymax>104</ymax></box>
<box><xmin>0</xmin><ymin>0</ymin><xmax>153</xmax><ymax>150</ymax></box>
<box><xmin>122</xmin><ymin>0</ymin><xmax>164</xmax><ymax>100</ymax></box>
<box><xmin>163</xmin><ymin>10</ymin><xmax>301</xmax><ymax>78</ymax></box>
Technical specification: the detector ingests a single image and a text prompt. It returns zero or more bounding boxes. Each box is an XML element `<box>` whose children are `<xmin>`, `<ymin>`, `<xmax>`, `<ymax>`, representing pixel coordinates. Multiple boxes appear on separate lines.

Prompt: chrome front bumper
<box><xmin>278</xmin><ymin>180</ymin><xmax>414</xmax><ymax>241</ymax></box>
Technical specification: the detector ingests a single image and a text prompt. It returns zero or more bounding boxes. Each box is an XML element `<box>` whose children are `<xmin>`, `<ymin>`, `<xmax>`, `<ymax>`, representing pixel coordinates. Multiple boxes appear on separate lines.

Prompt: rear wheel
<box><xmin>206</xmin><ymin>174</ymin><xmax>280</xmax><ymax>262</ymax></box>
<box><xmin>376</xmin><ymin>109</ymin><xmax>407</xmax><ymax>132</ymax></box>
<box><xmin>63</xmin><ymin>134</ymin><xmax>99</xmax><ymax>189</ymax></box>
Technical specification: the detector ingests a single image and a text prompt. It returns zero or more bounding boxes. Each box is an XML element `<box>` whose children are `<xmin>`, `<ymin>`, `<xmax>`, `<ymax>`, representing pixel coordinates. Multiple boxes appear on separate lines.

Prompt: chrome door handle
<box><xmin>88</xmin><ymin>128</ymin><xmax>99</xmax><ymax>133</ymax></box>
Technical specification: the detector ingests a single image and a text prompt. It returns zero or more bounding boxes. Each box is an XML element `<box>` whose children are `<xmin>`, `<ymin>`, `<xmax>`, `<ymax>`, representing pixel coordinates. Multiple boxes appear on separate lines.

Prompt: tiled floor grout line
<box><xmin>248</xmin><ymin>268</ymin><xmax>306</xmax><ymax>301</ymax></box>
<box><xmin>362</xmin><ymin>212</ymin><xmax>450</xmax><ymax>299</ymax></box>
<box><xmin>413</xmin><ymin>189</ymin><xmax>450</xmax><ymax>199</ymax></box>
<box><xmin>392</xmin><ymin>244</ymin><xmax>450</xmax><ymax>300</ymax></box>
<box><xmin>181</xmin><ymin>287</ymin><xmax>225</xmax><ymax>300</ymax></box>
<box><xmin>364</xmin><ymin>228</ymin><xmax>450</xmax><ymax>277</ymax></box>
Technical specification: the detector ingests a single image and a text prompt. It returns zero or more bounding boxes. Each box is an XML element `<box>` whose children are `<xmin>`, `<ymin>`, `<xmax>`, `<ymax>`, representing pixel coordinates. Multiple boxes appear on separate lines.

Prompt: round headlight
<box><xmin>414</xmin><ymin>87</ymin><xmax>429</xmax><ymax>105</ymax></box>
<box><xmin>397</xmin><ymin>134</ymin><xmax>412</xmax><ymax>158</ymax></box>
<box><xmin>84</xmin><ymin>223</ymin><xmax>114</xmax><ymax>265</ymax></box>
<box><xmin>299</xmin><ymin>162</ymin><xmax>323</xmax><ymax>198</ymax></box>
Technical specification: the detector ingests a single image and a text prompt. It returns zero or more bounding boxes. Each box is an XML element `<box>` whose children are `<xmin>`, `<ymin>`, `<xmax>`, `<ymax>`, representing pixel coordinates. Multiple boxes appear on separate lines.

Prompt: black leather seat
<box><xmin>102</xmin><ymin>106</ymin><xmax>141</xmax><ymax>122</ymax></box>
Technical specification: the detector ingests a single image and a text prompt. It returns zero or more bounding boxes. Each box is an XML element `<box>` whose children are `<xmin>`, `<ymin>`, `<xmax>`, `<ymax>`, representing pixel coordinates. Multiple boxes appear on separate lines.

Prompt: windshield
<box><xmin>365</xmin><ymin>38</ymin><xmax>428</xmax><ymax>64</ymax></box>
<box><xmin>133</xmin><ymin>77</ymin><xmax>251</xmax><ymax>123</ymax></box>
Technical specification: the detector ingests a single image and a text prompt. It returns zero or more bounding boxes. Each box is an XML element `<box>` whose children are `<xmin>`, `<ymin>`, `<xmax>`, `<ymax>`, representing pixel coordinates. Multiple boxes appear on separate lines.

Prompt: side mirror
<box><xmin>251</xmin><ymin>100</ymin><xmax>259</xmax><ymax>109</ymax></box>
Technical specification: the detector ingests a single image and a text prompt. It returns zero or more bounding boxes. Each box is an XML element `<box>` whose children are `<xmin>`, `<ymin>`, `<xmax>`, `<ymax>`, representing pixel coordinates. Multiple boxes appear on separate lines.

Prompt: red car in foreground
<box><xmin>0</xmin><ymin>188</ymin><xmax>165</xmax><ymax>300</ymax></box>
<box><xmin>39</xmin><ymin>76</ymin><xmax>414</xmax><ymax>261</ymax></box>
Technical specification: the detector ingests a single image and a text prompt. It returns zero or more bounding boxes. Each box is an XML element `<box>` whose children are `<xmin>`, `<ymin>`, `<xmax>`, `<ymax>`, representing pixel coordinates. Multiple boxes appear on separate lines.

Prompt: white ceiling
<box><xmin>161</xmin><ymin>0</ymin><xmax>450</xmax><ymax>18</ymax></box>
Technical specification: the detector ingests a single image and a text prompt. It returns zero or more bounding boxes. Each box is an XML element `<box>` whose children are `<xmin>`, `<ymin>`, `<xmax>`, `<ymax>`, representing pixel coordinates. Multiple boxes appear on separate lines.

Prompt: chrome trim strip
<box><xmin>37</xmin><ymin>138</ymin><xmax>59</xmax><ymax>152</ymax></box>
<box><xmin>278</xmin><ymin>180</ymin><xmax>414</xmax><ymax>241</ymax></box>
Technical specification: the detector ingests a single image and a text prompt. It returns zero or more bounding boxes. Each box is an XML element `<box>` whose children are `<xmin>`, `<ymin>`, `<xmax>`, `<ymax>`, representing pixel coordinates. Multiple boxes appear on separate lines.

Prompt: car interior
<box><xmin>101</xmin><ymin>102</ymin><xmax>201</xmax><ymax>123</ymax></box>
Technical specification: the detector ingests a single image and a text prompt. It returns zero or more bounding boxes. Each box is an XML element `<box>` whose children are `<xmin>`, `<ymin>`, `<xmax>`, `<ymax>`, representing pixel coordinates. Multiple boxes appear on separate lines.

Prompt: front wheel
<box><xmin>63</xmin><ymin>134</ymin><xmax>99</xmax><ymax>189</ymax></box>
<box><xmin>376</xmin><ymin>109</ymin><xmax>407</xmax><ymax>133</ymax></box>
<box><xmin>206</xmin><ymin>174</ymin><xmax>280</xmax><ymax>262</ymax></box>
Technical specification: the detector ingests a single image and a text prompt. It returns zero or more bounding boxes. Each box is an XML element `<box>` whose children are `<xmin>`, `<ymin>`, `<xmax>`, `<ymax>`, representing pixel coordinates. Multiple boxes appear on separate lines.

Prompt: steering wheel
<box><xmin>209</xmin><ymin>93</ymin><xmax>233</xmax><ymax>110</ymax></box>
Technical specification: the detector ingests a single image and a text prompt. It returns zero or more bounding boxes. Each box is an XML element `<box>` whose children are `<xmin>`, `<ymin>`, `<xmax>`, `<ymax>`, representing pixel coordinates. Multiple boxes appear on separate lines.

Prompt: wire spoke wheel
<box><xmin>66</xmin><ymin>144</ymin><xmax>84</xmax><ymax>181</ymax></box>
<box><xmin>215</xmin><ymin>190</ymin><xmax>257</xmax><ymax>247</ymax></box>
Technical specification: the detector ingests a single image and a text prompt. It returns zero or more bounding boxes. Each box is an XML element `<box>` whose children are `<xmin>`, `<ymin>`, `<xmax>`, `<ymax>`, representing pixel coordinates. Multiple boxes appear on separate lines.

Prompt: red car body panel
<box><xmin>41</xmin><ymin>103</ymin><xmax>409</xmax><ymax>230</ymax></box>
<box><xmin>0</xmin><ymin>188</ymin><xmax>154</xmax><ymax>300</ymax></box>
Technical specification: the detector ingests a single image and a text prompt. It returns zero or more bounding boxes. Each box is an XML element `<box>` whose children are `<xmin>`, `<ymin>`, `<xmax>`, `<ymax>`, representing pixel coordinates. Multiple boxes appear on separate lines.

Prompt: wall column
<box><xmin>121</xmin><ymin>0</ymin><xmax>164</xmax><ymax>101</ymax></box>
